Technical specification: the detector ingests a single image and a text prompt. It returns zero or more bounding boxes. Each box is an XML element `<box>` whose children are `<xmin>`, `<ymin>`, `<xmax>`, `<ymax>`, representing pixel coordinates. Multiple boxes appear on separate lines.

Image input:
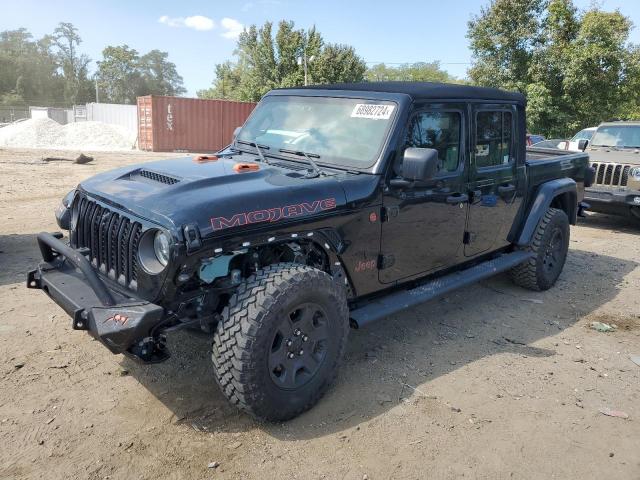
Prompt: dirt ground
<box><xmin>1</xmin><ymin>147</ymin><xmax>639</xmax><ymax>480</ymax></box>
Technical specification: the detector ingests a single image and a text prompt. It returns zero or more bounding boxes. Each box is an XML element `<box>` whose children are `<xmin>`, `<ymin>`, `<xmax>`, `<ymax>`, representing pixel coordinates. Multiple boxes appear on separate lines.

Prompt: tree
<box><xmin>467</xmin><ymin>0</ymin><xmax>547</xmax><ymax>91</ymax></box>
<box><xmin>526</xmin><ymin>0</ymin><xmax>579</xmax><ymax>135</ymax></box>
<box><xmin>0</xmin><ymin>25</ymin><xmax>186</xmax><ymax>107</ymax></box>
<box><xmin>467</xmin><ymin>0</ymin><xmax>640</xmax><ymax>137</ymax></box>
<box><xmin>138</xmin><ymin>49</ymin><xmax>186</xmax><ymax>97</ymax></box>
<box><xmin>96</xmin><ymin>45</ymin><xmax>141</xmax><ymax>104</ymax></box>
<box><xmin>53</xmin><ymin>22</ymin><xmax>93</xmax><ymax>104</ymax></box>
<box><xmin>365</xmin><ymin>61</ymin><xmax>459</xmax><ymax>83</ymax></box>
<box><xmin>562</xmin><ymin>9</ymin><xmax>633</xmax><ymax>130</ymax></box>
<box><xmin>314</xmin><ymin>44</ymin><xmax>367</xmax><ymax>84</ymax></box>
<box><xmin>197</xmin><ymin>61</ymin><xmax>243</xmax><ymax>100</ymax></box>
<box><xmin>97</xmin><ymin>45</ymin><xmax>186</xmax><ymax>103</ymax></box>
<box><xmin>198</xmin><ymin>20</ymin><xmax>367</xmax><ymax>102</ymax></box>
<box><xmin>619</xmin><ymin>45</ymin><xmax>640</xmax><ymax>120</ymax></box>
<box><xmin>0</xmin><ymin>28</ymin><xmax>65</xmax><ymax>106</ymax></box>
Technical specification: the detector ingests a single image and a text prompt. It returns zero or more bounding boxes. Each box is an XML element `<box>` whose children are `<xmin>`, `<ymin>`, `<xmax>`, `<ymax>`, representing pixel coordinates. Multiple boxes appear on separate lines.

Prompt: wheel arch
<box><xmin>208</xmin><ymin>227</ymin><xmax>356</xmax><ymax>295</ymax></box>
<box><xmin>515</xmin><ymin>178</ymin><xmax>577</xmax><ymax>247</ymax></box>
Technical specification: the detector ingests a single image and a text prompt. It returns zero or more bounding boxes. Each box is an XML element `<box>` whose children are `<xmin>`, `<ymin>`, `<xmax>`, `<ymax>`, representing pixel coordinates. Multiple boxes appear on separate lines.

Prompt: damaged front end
<box><xmin>27</xmin><ymin>232</ymin><xmax>170</xmax><ymax>363</ymax></box>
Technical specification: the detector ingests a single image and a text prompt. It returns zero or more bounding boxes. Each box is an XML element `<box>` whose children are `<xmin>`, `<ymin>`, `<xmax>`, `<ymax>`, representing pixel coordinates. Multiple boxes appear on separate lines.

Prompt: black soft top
<box><xmin>283</xmin><ymin>81</ymin><xmax>525</xmax><ymax>105</ymax></box>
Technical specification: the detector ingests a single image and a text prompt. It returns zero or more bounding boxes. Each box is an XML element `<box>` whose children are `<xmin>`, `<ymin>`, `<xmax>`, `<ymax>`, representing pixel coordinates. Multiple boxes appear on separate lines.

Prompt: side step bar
<box><xmin>349</xmin><ymin>250</ymin><xmax>534</xmax><ymax>328</ymax></box>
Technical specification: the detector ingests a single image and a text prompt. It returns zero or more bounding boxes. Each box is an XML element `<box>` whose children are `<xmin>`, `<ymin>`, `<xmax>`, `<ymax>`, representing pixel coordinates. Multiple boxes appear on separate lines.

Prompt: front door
<box><xmin>465</xmin><ymin>106</ymin><xmax>519</xmax><ymax>256</ymax></box>
<box><xmin>380</xmin><ymin>106</ymin><xmax>468</xmax><ymax>284</ymax></box>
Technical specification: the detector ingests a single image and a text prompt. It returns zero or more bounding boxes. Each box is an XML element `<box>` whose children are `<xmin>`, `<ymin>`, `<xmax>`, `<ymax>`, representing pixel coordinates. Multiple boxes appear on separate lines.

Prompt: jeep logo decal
<box><xmin>211</xmin><ymin>198</ymin><xmax>337</xmax><ymax>231</ymax></box>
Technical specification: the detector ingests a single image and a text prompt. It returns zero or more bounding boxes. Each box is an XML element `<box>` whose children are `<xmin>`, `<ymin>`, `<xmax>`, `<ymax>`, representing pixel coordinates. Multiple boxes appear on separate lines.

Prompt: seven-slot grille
<box><xmin>591</xmin><ymin>162</ymin><xmax>631</xmax><ymax>187</ymax></box>
<box><xmin>71</xmin><ymin>196</ymin><xmax>142</xmax><ymax>289</ymax></box>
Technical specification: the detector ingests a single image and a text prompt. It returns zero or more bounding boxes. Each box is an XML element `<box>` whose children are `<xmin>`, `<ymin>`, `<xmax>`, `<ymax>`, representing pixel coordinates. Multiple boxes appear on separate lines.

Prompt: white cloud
<box><xmin>220</xmin><ymin>17</ymin><xmax>244</xmax><ymax>39</ymax></box>
<box><xmin>158</xmin><ymin>15</ymin><xmax>215</xmax><ymax>31</ymax></box>
<box><xmin>184</xmin><ymin>15</ymin><xmax>215</xmax><ymax>31</ymax></box>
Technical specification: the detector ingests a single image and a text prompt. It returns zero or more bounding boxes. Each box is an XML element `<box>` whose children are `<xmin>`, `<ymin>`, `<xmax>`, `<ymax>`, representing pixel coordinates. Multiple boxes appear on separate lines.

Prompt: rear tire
<box><xmin>211</xmin><ymin>263</ymin><xmax>349</xmax><ymax>421</ymax></box>
<box><xmin>510</xmin><ymin>207</ymin><xmax>569</xmax><ymax>291</ymax></box>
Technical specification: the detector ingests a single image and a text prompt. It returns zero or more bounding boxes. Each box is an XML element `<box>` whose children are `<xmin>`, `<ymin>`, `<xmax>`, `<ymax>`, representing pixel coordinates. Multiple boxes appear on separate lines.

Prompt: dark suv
<box><xmin>28</xmin><ymin>82</ymin><xmax>592</xmax><ymax>421</ymax></box>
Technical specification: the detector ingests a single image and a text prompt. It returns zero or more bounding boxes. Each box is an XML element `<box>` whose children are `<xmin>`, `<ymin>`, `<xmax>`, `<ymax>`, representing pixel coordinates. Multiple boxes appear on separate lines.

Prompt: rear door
<box><xmin>465</xmin><ymin>105</ymin><xmax>520</xmax><ymax>256</ymax></box>
<box><xmin>379</xmin><ymin>105</ymin><xmax>468</xmax><ymax>283</ymax></box>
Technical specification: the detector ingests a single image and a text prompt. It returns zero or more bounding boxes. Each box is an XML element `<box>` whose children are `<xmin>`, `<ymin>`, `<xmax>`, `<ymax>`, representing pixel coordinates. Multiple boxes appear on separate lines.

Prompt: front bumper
<box><xmin>27</xmin><ymin>232</ymin><xmax>167</xmax><ymax>359</ymax></box>
<box><xmin>584</xmin><ymin>187</ymin><xmax>640</xmax><ymax>216</ymax></box>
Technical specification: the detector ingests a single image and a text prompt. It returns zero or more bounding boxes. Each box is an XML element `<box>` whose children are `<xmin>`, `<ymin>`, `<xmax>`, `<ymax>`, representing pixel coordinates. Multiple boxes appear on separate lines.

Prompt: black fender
<box><xmin>515</xmin><ymin>178</ymin><xmax>577</xmax><ymax>247</ymax></box>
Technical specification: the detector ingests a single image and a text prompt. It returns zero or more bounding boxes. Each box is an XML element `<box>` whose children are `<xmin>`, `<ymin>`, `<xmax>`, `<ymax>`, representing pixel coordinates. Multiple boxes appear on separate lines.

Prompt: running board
<box><xmin>349</xmin><ymin>250</ymin><xmax>534</xmax><ymax>328</ymax></box>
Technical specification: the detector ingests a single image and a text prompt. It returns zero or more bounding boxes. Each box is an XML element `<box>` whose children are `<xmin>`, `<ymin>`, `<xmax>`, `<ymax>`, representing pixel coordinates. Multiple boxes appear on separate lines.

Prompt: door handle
<box><xmin>498</xmin><ymin>184</ymin><xmax>516</xmax><ymax>194</ymax></box>
<box><xmin>446</xmin><ymin>193</ymin><xmax>469</xmax><ymax>204</ymax></box>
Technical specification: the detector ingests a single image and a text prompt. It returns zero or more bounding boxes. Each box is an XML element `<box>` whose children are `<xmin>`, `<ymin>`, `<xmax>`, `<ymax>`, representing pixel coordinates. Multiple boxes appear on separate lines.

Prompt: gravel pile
<box><xmin>0</xmin><ymin>118</ymin><xmax>136</xmax><ymax>151</ymax></box>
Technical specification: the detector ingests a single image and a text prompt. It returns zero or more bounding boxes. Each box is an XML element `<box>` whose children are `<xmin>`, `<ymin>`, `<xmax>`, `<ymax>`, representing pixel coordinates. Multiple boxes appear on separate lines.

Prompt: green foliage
<box><xmin>53</xmin><ymin>22</ymin><xmax>93</xmax><ymax>105</ymax></box>
<box><xmin>468</xmin><ymin>0</ymin><xmax>547</xmax><ymax>91</ymax></box>
<box><xmin>197</xmin><ymin>20</ymin><xmax>367</xmax><ymax>102</ymax></box>
<box><xmin>468</xmin><ymin>0</ymin><xmax>640</xmax><ymax>137</ymax></box>
<box><xmin>365</xmin><ymin>62</ymin><xmax>460</xmax><ymax>83</ymax></box>
<box><xmin>138</xmin><ymin>50</ymin><xmax>187</xmax><ymax>97</ymax></box>
<box><xmin>96</xmin><ymin>45</ymin><xmax>141</xmax><ymax>104</ymax></box>
<box><xmin>96</xmin><ymin>45</ymin><xmax>186</xmax><ymax>104</ymax></box>
<box><xmin>0</xmin><ymin>28</ymin><xmax>66</xmax><ymax>106</ymax></box>
<box><xmin>0</xmin><ymin>23</ymin><xmax>186</xmax><ymax>108</ymax></box>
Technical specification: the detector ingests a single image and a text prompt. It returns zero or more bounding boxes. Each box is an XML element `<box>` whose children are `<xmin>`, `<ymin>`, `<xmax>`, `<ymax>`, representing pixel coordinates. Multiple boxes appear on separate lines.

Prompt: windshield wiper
<box><xmin>278</xmin><ymin>148</ymin><xmax>325</xmax><ymax>178</ymax></box>
<box><xmin>236</xmin><ymin>139</ymin><xmax>271</xmax><ymax>164</ymax></box>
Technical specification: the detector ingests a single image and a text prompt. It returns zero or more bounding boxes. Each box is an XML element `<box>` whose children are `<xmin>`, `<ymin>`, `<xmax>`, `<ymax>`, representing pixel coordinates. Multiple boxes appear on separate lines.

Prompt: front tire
<box><xmin>211</xmin><ymin>263</ymin><xmax>349</xmax><ymax>421</ymax></box>
<box><xmin>510</xmin><ymin>207</ymin><xmax>570</xmax><ymax>291</ymax></box>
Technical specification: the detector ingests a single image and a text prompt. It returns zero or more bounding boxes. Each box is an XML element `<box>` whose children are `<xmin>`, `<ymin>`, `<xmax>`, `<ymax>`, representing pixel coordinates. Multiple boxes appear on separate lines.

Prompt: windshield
<box><xmin>570</xmin><ymin>128</ymin><xmax>595</xmax><ymax>142</ymax></box>
<box><xmin>590</xmin><ymin>125</ymin><xmax>640</xmax><ymax>148</ymax></box>
<box><xmin>236</xmin><ymin>95</ymin><xmax>398</xmax><ymax>169</ymax></box>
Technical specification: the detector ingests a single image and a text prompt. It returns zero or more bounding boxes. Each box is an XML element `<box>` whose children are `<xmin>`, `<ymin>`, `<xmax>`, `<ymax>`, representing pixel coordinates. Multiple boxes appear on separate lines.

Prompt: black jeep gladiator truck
<box><xmin>28</xmin><ymin>82</ymin><xmax>592</xmax><ymax>421</ymax></box>
<box><xmin>581</xmin><ymin>121</ymin><xmax>640</xmax><ymax>220</ymax></box>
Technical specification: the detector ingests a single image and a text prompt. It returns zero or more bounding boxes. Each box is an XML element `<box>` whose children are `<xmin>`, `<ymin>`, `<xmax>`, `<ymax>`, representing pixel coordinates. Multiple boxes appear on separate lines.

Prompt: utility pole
<box><xmin>95</xmin><ymin>78</ymin><xmax>99</xmax><ymax>103</ymax></box>
<box><xmin>298</xmin><ymin>52</ymin><xmax>315</xmax><ymax>86</ymax></box>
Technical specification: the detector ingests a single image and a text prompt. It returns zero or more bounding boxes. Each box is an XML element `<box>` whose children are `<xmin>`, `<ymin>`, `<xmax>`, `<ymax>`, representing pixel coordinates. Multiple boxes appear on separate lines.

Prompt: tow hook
<box><xmin>125</xmin><ymin>335</ymin><xmax>170</xmax><ymax>364</ymax></box>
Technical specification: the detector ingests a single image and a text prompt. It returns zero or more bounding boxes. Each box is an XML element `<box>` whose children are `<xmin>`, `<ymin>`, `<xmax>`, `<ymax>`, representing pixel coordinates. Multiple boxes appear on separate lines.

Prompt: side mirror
<box><xmin>399</xmin><ymin>147</ymin><xmax>439</xmax><ymax>182</ymax></box>
<box><xmin>578</xmin><ymin>139</ymin><xmax>589</xmax><ymax>151</ymax></box>
<box><xmin>233</xmin><ymin>126</ymin><xmax>241</xmax><ymax>138</ymax></box>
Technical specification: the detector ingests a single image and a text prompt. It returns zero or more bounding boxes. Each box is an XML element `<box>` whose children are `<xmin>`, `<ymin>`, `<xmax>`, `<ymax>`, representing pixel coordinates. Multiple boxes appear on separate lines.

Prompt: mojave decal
<box><xmin>211</xmin><ymin>198</ymin><xmax>337</xmax><ymax>231</ymax></box>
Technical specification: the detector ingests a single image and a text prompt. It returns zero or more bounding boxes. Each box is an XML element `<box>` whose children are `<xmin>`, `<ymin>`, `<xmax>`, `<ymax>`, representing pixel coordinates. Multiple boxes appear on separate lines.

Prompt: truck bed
<box><xmin>525</xmin><ymin>147</ymin><xmax>590</xmax><ymax>199</ymax></box>
<box><xmin>525</xmin><ymin>146</ymin><xmax>586</xmax><ymax>162</ymax></box>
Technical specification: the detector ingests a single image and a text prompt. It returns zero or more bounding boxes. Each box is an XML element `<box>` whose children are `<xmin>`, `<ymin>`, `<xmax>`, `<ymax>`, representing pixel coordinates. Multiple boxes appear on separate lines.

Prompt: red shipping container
<box><xmin>137</xmin><ymin>96</ymin><xmax>256</xmax><ymax>153</ymax></box>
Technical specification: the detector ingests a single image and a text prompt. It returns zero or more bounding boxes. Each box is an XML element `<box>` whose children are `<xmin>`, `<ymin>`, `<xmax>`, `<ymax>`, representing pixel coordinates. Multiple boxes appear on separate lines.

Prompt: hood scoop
<box><xmin>130</xmin><ymin>169</ymin><xmax>182</xmax><ymax>185</ymax></box>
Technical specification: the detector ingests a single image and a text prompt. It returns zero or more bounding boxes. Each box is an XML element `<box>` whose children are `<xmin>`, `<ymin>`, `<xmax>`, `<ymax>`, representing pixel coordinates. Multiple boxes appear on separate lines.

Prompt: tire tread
<box><xmin>211</xmin><ymin>263</ymin><xmax>349</xmax><ymax>421</ymax></box>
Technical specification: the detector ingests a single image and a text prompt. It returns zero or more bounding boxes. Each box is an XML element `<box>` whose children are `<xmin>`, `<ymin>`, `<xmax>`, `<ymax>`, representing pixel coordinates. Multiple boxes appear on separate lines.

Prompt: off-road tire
<box><xmin>510</xmin><ymin>207</ymin><xmax>570</xmax><ymax>291</ymax></box>
<box><xmin>211</xmin><ymin>263</ymin><xmax>349</xmax><ymax>421</ymax></box>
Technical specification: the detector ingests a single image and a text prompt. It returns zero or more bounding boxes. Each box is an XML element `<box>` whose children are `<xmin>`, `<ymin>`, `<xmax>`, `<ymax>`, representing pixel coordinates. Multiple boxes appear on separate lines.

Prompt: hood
<box><xmin>78</xmin><ymin>154</ymin><xmax>366</xmax><ymax>239</ymax></box>
<box><xmin>587</xmin><ymin>147</ymin><xmax>640</xmax><ymax>165</ymax></box>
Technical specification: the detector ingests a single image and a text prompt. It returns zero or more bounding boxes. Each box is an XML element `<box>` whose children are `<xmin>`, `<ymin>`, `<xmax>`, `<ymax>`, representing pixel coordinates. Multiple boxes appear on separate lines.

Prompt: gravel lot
<box><xmin>1</xmin><ymin>147</ymin><xmax>639</xmax><ymax>480</ymax></box>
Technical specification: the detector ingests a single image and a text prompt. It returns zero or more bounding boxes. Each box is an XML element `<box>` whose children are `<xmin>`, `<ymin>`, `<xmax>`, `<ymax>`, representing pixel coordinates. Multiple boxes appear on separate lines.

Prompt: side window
<box><xmin>475</xmin><ymin>111</ymin><xmax>513</xmax><ymax>168</ymax></box>
<box><xmin>405</xmin><ymin>111</ymin><xmax>461</xmax><ymax>175</ymax></box>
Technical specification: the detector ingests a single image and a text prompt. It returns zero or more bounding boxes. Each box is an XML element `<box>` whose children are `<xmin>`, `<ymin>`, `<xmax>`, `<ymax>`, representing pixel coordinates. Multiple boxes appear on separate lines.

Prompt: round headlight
<box><xmin>630</xmin><ymin>167</ymin><xmax>640</xmax><ymax>181</ymax></box>
<box><xmin>153</xmin><ymin>230</ymin><xmax>170</xmax><ymax>266</ymax></box>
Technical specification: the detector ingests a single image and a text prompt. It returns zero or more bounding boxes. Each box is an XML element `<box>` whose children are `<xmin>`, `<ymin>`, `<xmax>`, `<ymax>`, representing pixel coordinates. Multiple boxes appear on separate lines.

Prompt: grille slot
<box><xmin>137</xmin><ymin>169</ymin><xmax>181</xmax><ymax>185</ymax></box>
<box><xmin>591</xmin><ymin>162</ymin><xmax>630</xmax><ymax>187</ymax></box>
<box><xmin>72</xmin><ymin>197</ymin><xmax>142</xmax><ymax>289</ymax></box>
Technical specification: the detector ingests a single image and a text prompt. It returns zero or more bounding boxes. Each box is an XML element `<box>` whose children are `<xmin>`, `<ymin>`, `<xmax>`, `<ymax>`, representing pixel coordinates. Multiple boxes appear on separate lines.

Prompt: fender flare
<box><xmin>516</xmin><ymin>178</ymin><xmax>577</xmax><ymax>247</ymax></box>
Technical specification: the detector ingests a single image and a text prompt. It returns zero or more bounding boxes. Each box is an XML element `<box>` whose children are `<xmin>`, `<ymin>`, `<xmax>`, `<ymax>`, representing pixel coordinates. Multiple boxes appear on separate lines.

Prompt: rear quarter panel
<box><xmin>508</xmin><ymin>149</ymin><xmax>589</xmax><ymax>244</ymax></box>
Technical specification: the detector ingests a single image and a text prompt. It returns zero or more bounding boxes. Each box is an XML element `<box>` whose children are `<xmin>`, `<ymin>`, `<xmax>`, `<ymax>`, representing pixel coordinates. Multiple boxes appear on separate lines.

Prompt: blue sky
<box><xmin>2</xmin><ymin>0</ymin><xmax>639</xmax><ymax>96</ymax></box>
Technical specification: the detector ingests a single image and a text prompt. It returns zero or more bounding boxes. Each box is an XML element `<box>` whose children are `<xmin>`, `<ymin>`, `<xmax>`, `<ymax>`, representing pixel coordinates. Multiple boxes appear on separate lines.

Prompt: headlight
<box><xmin>630</xmin><ymin>167</ymin><xmax>640</xmax><ymax>181</ymax></box>
<box><xmin>55</xmin><ymin>189</ymin><xmax>76</xmax><ymax>230</ymax></box>
<box><xmin>153</xmin><ymin>230</ymin><xmax>170</xmax><ymax>266</ymax></box>
<box><xmin>138</xmin><ymin>229</ymin><xmax>171</xmax><ymax>274</ymax></box>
